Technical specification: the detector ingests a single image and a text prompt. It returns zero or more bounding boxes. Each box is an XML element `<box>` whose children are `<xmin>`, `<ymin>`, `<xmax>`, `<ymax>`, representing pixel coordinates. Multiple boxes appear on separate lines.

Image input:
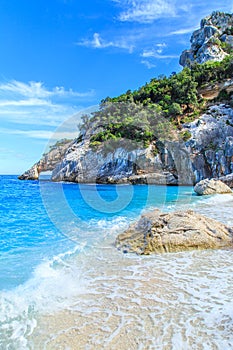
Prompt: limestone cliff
<box><xmin>180</xmin><ymin>11</ymin><xmax>233</xmax><ymax>67</ymax></box>
<box><xmin>19</xmin><ymin>104</ymin><xmax>233</xmax><ymax>185</ymax></box>
<box><xmin>18</xmin><ymin>140</ymin><xmax>72</xmax><ymax>180</ymax></box>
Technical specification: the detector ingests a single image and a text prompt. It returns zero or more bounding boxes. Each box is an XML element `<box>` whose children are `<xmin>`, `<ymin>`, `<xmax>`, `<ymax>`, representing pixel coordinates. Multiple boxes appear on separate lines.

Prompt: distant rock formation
<box><xmin>116</xmin><ymin>209</ymin><xmax>233</xmax><ymax>254</ymax></box>
<box><xmin>194</xmin><ymin>178</ymin><xmax>232</xmax><ymax>195</ymax></box>
<box><xmin>19</xmin><ymin>104</ymin><xmax>233</xmax><ymax>185</ymax></box>
<box><xmin>18</xmin><ymin>140</ymin><xmax>72</xmax><ymax>180</ymax></box>
<box><xmin>180</xmin><ymin>11</ymin><xmax>233</xmax><ymax>67</ymax></box>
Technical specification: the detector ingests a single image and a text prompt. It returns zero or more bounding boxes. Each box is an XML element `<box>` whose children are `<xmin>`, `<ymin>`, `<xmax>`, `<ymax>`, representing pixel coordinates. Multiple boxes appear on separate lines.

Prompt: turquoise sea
<box><xmin>1</xmin><ymin>175</ymin><xmax>233</xmax><ymax>349</ymax></box>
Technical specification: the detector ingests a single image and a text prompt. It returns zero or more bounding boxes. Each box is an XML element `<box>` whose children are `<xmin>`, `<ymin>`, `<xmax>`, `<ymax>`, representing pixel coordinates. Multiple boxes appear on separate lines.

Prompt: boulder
<box><xmin>115</xmin><ymin>209</ymin><xmax>233</xmax><ymax>254</ymax></box>
<box><xmin>194</xmin><ymin>178</ymin><xmax>232</xmax><ymax>195</ymax></box>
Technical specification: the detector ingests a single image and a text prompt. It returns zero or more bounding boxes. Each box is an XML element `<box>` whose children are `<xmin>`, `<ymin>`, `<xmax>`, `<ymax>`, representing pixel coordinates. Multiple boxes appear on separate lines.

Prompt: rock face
<box><xmin>51</xmin><ymin>138</ymin><xmax>193</xmax><ymax>185</ymax></box>
<box><xmin>18</xmin><ymin>140</ymin><xmax>72</xmax><ymax>180</ymax></box>
<box><xmin>180</xmin><ymin>11</ymin><xmax>233</xmax><ymax>67</ymax></box>
<box><xmin>116</xmin><ymin>209</ymin><xmax>233</xmax><ymax>254</ymax></box>
<box><xmin>194</xmin><ymin>178</ymin><xmax>232</xmax><ymax>195</ymax></box>
<box><xmin>183</xmin><ymin>104</ymin><xmax>233</xmax><ymax>183</ymax></box>
<box><xmin>19</xmin><ymin>104</ymin><xmax>233</xmax><ymax>185</ymax></box>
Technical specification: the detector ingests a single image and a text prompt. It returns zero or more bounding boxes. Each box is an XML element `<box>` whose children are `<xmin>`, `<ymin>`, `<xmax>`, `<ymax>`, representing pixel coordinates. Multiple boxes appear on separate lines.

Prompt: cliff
<box><xmin>18</xmin><ymin>139</ymin><xmax>72</xmax><ymax>180</ymax></box>
<box><xmin>19</xmin><ymin>104</ymin><xmax>233</xmax><ymax>185</ymax></box>
<box><xmin>19</xmin><ymin>11</ymin><xmax>233</xmax><ymax>186</ymax></box>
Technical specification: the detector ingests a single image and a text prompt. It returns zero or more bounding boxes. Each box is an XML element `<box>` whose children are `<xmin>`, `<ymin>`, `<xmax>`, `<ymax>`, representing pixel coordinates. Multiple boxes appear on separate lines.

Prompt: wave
<box><xmin>0</xmin><ymin>244</ymin><xmax>88</xmax><ymax>350</ymax></box>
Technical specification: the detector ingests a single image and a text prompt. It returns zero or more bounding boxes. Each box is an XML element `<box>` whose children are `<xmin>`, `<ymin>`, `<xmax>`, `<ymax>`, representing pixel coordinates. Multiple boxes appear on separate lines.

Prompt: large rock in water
<box><xmin>194</xmin><ymin>178</ymin><xmax>232</xmax><ymax>195</ymax></box>
<box><xmin>116</xmin><ymin>209</ymin><xmax>233</xmax><ymax>254</ymax></box>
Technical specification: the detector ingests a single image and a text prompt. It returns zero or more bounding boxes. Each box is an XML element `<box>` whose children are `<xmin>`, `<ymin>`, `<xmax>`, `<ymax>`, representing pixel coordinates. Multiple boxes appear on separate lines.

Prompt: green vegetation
<box><xmin>42</xmin><ymin>138</ymin><xmax>72</xmax><ymax>157</ymax></box>
<box><xmin>79</xmin><ymin>54</ymin><xmax>233</xmax><ymax>148</ymax></box>
<box><xmin>49</xmin><ymin>138</ymin><xmax>72</xmax><ymax>150</ymax></box>
<box><xmin>220</xmin><ymin>41</ymin><xmax>233</xmax><ymax>54</ymax></box>
<box><xmin>180</xmin><ymin>130</ymin><xmax>192</xmax><ymax>142</ymax></box>
<box><xmin>225</xmin><ymin>26</ymin><xmax>233</xmax><ymax>35</ymax></box>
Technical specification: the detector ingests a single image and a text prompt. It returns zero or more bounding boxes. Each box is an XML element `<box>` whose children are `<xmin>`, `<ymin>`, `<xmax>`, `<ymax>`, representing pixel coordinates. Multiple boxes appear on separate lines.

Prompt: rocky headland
<box><xmin>19</xmin><ymin>12</ymin><xmax>233</xmax><ymax>187</ymax></box>
<box><xmin>180</xmin><ymin>11</ymin><xmax>233</xmax><ymax>67</ymax></box>
<box><xmin>19</xmin><ymin>103</ymin><xmax>233</xmax><ymax>186</ymax></box>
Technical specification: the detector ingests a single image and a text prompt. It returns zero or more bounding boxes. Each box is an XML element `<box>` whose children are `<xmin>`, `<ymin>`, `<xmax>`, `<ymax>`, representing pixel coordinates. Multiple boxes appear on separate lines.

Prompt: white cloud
<box><xmin>0</xmin><ymin>98</ymin><xmax>53</xmax><ymax>107</ymax></box>
<box><xmin>77</xmin><ymin>33</ymin><xmax>134</xmax><ymax>53</ymax></box>
<box><xmin>113</xmin><ymin>0</ymin><xmax>176</xmax><ymax>23</ymax></box>
<box><xmin>0</xmin><ymin>80</ymin><xmax>95</xmax><ymax>99</ymax></box>
<box><xmin>0</xmin><ymin>127</ymin><xmax>79</xmax><ymax>140</ymax></box>
<box><xmin>0</xmin><ymin>79</ymin><xmax>95</xmax><ymax>128</ymax></box>
<box><xmin>141</xmin><ymin>48</ymin><xmax>178</xmax><ymax>59</ymax></box>
<box><xmin>169</xmin><ymin>27</ymin><xmax>197</xmax><ymax>35</ymax></box>
<box><xmin>141</xmin><ymin>60</ymin><xmax>156</xmax><ymax>69</ymax></box>
<box><xmin>155</xmin><ymin>43</ymin><xmax>167</xmax><ymax>54</ymax></box>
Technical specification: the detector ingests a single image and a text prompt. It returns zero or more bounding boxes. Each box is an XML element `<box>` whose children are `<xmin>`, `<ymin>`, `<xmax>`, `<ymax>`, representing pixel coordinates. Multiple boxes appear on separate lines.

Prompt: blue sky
<box><xmin>0</xmin><ymin>0</ymin><xmax>233</xmax><ymax>174</ymax></box>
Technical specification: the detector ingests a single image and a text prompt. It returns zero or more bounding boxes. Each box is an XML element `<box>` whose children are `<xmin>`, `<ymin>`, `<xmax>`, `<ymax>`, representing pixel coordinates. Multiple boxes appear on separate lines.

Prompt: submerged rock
<box><xmin>194</xmin><ymin>178</ymin><xmax>232</xmax><ymax>195</ymax></box>
<box><xmin>116</xmin><ymin>209</ymin><xmax>233</xmax><ymax>254</ymax></box>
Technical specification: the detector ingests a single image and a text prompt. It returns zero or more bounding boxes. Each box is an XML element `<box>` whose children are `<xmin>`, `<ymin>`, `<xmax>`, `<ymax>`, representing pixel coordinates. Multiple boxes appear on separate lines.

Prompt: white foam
<box><xmin>0</xmin><ymin>244</ymin><xmax>88</xmax><ymax>349</ymax></box>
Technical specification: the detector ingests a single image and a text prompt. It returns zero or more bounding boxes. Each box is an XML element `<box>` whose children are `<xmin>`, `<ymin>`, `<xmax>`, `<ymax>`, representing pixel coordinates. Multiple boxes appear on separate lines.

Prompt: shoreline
<box><xmin>1</xmin><ymin>177</ymin><xmax>233</xmax><ymax>349</ymax></box>
<box><xmin>29</xmin><ymin>193</ymin><xmax>233</xmax><ymax>349</ymax></box>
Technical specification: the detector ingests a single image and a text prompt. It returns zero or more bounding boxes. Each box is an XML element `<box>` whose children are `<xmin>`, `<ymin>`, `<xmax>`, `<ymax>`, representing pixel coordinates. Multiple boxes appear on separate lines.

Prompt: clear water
<box><xmin>0</xmin><ymin>175</ymin><xmax>233</xmax><ymax>349</ymax></box>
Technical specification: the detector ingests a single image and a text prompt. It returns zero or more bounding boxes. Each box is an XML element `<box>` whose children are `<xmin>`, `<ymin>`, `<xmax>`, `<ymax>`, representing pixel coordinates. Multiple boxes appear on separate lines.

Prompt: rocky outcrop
<box><xmin>19</xmin><ymin>104</ymin><xmax>233</xmax><ymax>185</ymax></box>
<box><xmin>18</xmin><ymin>140</ymin><xmax>72</xmax><ymax>180</ymax></box>
<box><xmin>194</xmin><ymin>178</ymin><xmax>232</xmax><ymax>195</ymax></box>
<box><xmin>183</xmin><ymin>104</ymin><xmax>233</xmax><ymax>183</ymax></box>
<box><xmin>180</xmin><ymin>11</ymin><xmax>233</xmax><ymax>67</ymax></box>
<box><xmin>50</xmin><ymin>139</ymin><xmax>194</xmax><ymax>185</ymax></box>
<box><xmin>116</xmin><ymin>209</ymin><xmax>233</xmax><ymax>254</ymax></box>
<box><xmin>199</xmin><ymin>78</ymin><xmax>233</xmax><ymax>100</ymax></box>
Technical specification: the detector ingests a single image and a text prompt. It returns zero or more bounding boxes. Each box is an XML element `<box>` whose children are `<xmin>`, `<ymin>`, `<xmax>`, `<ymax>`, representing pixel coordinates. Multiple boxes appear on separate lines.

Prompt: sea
<box><xmin>0</xmin><ymin>174</ymin><xmax>233</xmax><ymax>350</ymax></box>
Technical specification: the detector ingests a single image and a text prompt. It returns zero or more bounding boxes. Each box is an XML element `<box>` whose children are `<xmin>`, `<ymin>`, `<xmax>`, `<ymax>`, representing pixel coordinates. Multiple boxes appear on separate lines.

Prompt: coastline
<box><xmin>29</xmin><ymin>192</ymin><xmax>233</xmax><ymax>350</ymax></box>
<box><xmin>1</xmin><ymin>177</ymin><xmax>233</xmax><ymax>349</ymax></box>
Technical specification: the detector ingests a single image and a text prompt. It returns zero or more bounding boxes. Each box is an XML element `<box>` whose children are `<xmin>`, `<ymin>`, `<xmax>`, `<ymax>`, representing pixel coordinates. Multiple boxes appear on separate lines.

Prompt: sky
<box><xmin>0</xmin><ymin>0</ymin><xmax>233</xmax><ymax>174</ymax></box>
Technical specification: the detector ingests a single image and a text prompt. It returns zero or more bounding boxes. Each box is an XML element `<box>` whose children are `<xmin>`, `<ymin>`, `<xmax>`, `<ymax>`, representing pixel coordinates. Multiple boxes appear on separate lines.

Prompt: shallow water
<box><xmin>0</xmin><ymin>175</ymin><xmax>233</xmax><ymax>349</ymax></box>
